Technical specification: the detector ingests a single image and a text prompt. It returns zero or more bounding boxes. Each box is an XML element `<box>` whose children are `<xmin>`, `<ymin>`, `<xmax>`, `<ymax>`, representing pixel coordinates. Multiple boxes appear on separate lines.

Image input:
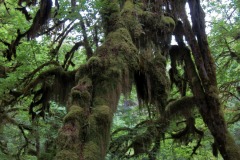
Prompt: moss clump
<box><xmin>104</xmin><ymin>65</ymin><xmax>122</xmax><ymax>79</ymax></box>
<box><xmin>123</xmin><ymin>0</ymin><xmax>134</xmax><ymax>10</ymax></box>
<box><xmin>93</xmin><ymin>105</ymin><xmax>112</xmax><ymax>122</ymax></box>
<box><xmin>83</xmin><ymin>141</ymin><xmax>101</xmax><ymax>160</ymax></box>
<box><xmin>100</xmin><ymin>0</ymin><xmax>122</xmax><ymax>33</ymax></box>
<box><xmin>71</xmin><ymin>76</ymin><xmax>92</xmax><ymax>106</ymax></box>
<box><xmin>97</xmin><ymin>27</ymin><xmax>138</xmax><ymax>70</ymax></box>
<box><xmin>75</xmin><ymin>64</ymin><xmax>89</xmax><ymax>82</ymax></box>
<box><xmin>63</xmin><ymin>105</ymin><xmax>84</xmax><ymax>122</ymax></box>
<box><xmin>92</xmin><ymin>97</ymin><xmax>108</xmax><ymax>106</ymax></box>
<box><xmin>160</xmin><ymin>15</ymin><xmax>176</xmax><ymax>32</ymax></box>
<box><xmin>121</xmin><ymin>0</ymin><xmax>144</xmax><ymax>38</ymax></box>
<box><xmin>165</xmin><ymin>96</ymin><xmax>196</xmax><ymax>117</ymax></box>
<box><xmin>77</xmin><ymin>76</ymin><xmax>92</xmax><ymax>87</ymax></box>
<box><xmin>54</xmin><ymin>150</ymin><xmax>78</xmax><ymax>160</ymax></box>
<box><xmin>79</xmin><ymin>90</ymin><xmax>91</xmax><ymax>101</ymax></box>
<box><xmin>87</xmin><ymin>56</ymin><xmax>102</xmax><ymax>68</ymax></box>
<box><xmin>71</xmin><ymin>90</ymin><xmax>91</xmax><ymax>101</ymax></box>
<box><xmin>141</xmin><ymin>11</ymin><xmax>156</xmax><ymax>24</ymax></box>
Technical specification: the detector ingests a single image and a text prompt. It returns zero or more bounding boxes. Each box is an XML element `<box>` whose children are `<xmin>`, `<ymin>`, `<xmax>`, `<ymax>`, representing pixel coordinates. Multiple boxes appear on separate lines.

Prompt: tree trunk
<box><xmin>54</xmin><ymin>1</ymin><xmax>139</xmax><ymax>159</ymax></box>
<box><xmin>54</xmin><ymin>0</ymin><xmax>240</xmax><ymax>159</ymax></box>
<box><xmin>174</xmin><ymin>0</ymin><xmax>240</xmax><ymax>159</ymax></box>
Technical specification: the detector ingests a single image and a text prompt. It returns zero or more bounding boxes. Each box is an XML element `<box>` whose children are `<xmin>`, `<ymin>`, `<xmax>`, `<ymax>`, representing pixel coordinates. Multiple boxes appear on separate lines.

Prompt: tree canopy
<box><xmin>0</xmin><ymin>0</ymin><xmax>240</xmax><ymax>160</ymax></box>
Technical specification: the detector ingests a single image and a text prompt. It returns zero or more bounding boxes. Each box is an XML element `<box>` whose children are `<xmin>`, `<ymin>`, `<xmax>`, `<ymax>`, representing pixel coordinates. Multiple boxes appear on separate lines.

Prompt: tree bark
<box><xmin>54</xmin><ymin>0</ymin><xmax>240</xmax><ymax>159</ymax></box>
<box><xmin>174</xmin><ymin>0</ymin><xmax>240</xmax><ymax>159</ymax></box>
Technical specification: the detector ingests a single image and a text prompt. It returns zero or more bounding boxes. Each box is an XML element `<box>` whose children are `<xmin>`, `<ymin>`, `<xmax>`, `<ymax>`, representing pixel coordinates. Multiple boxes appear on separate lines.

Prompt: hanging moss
<box><xmin>121</xmin><ymin>67</ymin><xmax>133</xmax><ymax>96</ymax></box>
<box><xmin>63</xmin><ymin>105</ymin><xmax>84</xmax><ymax>122</ymax></box>
<box><xmin>27</xmin><ymin>0</ymin><xmax>52</xmax><ymax>39</ymax></box>
<box><xmin>54</xmin><ymin>150</ymin><xmax>78</xmax><ymax>160</ymax></box>
<box><xmin>90</xmin><ymin>26</ymin><xmax>138</xmax><ymax>111</ymax></box>
<box><xmin>171</xmin><ymin>117</ymin><xmax>203</xmax><ymax>145</ymax></box>
<box><xmin>132</xmin><ymin>132</ymin><xmax>152</xmax><ymax>155</ymax></box>
<box><xmin>83</xmin><ymin>141</ymin><xmax>101</xmax><ymax>160</ymax></box>
<box><xmin>165</xmin><ymin>96</ymin><xmax>196</xmax><ymax>118</ymax></box>
<box><xmin>134</xmin><ymin>47</ymin><xmax>170</xmax><ymax>112</ymax></box>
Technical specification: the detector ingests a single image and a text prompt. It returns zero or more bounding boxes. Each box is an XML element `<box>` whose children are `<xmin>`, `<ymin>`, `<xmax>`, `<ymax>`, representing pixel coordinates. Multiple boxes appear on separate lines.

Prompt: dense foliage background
<box><xmin>0</xmin><ymin>0</ymin><xmax>239</xmax><ymax>159</ymax></box>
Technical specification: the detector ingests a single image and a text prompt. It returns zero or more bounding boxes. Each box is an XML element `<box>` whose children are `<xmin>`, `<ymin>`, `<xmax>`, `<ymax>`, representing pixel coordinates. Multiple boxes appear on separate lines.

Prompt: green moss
<box><xmin>78</xmin><ymin>76</ymin><xmax>92</xmax><ymax>86</ymax></box>
<box><xmin>75</xmin><ymin>64</ymin><xmax>89</xmax><ymax>81</ymax></box>
<box><xmin>83</xmin><ymin>141</ymin><xmax>101</xmax><ymax>160</ymax></box>
<box><xmin>123</xmin><ymin>0</ymin><xmax>135</xmax><ymax>11</ymax></box>
<box><xmin>141</xmin><ymin>11</ymin><xmax>159</xmax><ymax>28</ymax></box>
<box><xmin>54</xmin><ymin>150</ymin><xmax>78</xmax><ymax>160</ymax></box>
<box><xmin>165</xmin><ymin>96</ymin><xmax>196</xmax><ymax>117</ymax></box>
<box><xmin>63</xmin><ymin>105</ymin><xmax>84</xmax><ymax>122</ymax></box>
<box><xmin>100</xmin><ymin>0</ymin><xmax>120</xmax><ymax>18</ymax></box>
<box><xmin>80</xmin><ymin>91</ymin><xmax>91</xmax><ymax>101</ymax></box>
<box><xmin>71</xmin><ymin>89</ymin><xmax>91</xmax><ymax>100</ymax></box>
<box><xmin>39</xmin><ymin>153</ymin><xmax>55</xmax><ymax>160</ymax></box>
<box><xmin>87</xmin><ymin>115</ymin><xmax>99</xmax><ymax>141</ymax></box>
<box><xmin>121</xmin><ymin>0</ymin><xmax>144</xmax><ymax>38</ymax></box>
<box><xmin>100</xmin><ymin>0</ymin><xmax>122</xmax><ymax>32</ymax></box>
<box><xmin>105</xmin><ymin>66</ymin><xmax>122</xmax><ymax>79</ymax></box>
<box><xmin>71</xmin><ymin>76</ymin><xmax>92</xmax><ymax>106</ymax></box>
<box><xmin>208</xmin><ymin>85</ymin><xmax>220</xmax><ymax>98</ymax></box>
<box><xmin>88</xmin><ymin>114</ymin><xmax>97</xmax><ymax>129</ymax></box>
<box><xmin>92</xmin><ymin>97</ymin><xmax>107</xmax><ymax>106</ymax></box>
<box><xmin>93</xmin><ymin>105</ymin><xmax>112</xmax><ymax>122</ymax></box>
<box><xmin>87</xmin><ymin>56</ymin><xmax>102</xmax><ymax>67</ymax></box>
<box><xmin>98</xmin><ymin>28</ymin><xmax>138</xmax><ymax>69</ymax></box>
<box><xmin>160</xmin><ymin>15</ymin><xmax>175</xmax><ymax>32</ymax></box>
<box><xmin>225</xmin><ymin>132</ymin><xmax>240</xmax><ymax>159</ymax></box>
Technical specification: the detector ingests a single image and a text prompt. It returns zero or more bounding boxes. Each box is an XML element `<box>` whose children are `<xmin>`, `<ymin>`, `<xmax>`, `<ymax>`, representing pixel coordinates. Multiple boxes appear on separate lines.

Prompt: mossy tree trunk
<box><xmin>54</xmin><ymin>0</ymin><xmax>172</xmax><ymax>159</ymax></box>
<box><xmin>54</xmin><ymin>0</ymin><xmax>240</xmax><ymax>159</ymax></box>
